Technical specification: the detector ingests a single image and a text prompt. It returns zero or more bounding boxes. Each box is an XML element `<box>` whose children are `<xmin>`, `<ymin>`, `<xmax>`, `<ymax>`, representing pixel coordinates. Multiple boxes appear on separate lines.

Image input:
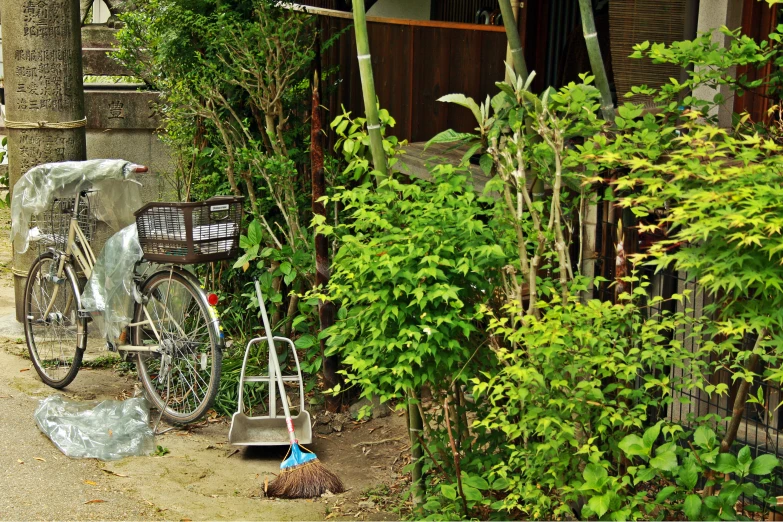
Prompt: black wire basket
<box><xmin>33</xmin><ymin>195</ymin><xmax>96</xmax><ymax>254</ymax></box>
<box><xmin>135</xmin><ymin>196</ymin><xmax>243</xmax><ymax>264</ymax></box>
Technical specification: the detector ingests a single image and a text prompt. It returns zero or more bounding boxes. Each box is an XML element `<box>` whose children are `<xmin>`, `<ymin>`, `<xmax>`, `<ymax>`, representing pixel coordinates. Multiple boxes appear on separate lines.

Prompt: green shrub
<box><xmin>468</xmin><ymin>289</ymin><xmax>722</xmax><ymax>519</ymax></box>
<box><xmin>320</xmin><ymin>164</ymin><xmax>506</xmax><ymax>404</ymax></box>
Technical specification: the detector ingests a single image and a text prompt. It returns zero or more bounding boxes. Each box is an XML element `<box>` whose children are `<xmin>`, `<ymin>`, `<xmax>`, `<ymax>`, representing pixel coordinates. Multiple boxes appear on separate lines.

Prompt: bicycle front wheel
<box><xmin>24</xmin><ymin>253</ymin><xmax>85</xmax><ymax>388</ymax></box>
<box><xmin>132</xmin><ymin>269</ymin><xmax>222</xmax><ymax>424</ymax></box>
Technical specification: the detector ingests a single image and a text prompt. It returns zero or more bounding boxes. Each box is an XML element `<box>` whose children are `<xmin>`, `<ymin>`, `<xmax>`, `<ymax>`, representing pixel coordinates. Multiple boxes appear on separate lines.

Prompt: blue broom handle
<box><xmin>255</xmin><ymin>280</ymin><xmax>298</xmax><ymax>445</ymax></box>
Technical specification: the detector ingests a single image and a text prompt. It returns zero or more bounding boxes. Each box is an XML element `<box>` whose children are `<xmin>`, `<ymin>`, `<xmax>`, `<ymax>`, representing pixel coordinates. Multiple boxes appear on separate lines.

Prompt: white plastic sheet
<box><xmin>11</xmin><ymin>159</ymin><xmax>141</xmax><ymax>254</ymax></box>
<box><xmin>34</xmin><ymin>395</ymin><xmax>154</xmax><ymax>460</ymax></box>
<box><xmin>80</xmin><ymin>224</ymin><xmax>145</xmax><ymax>341</ymax></box>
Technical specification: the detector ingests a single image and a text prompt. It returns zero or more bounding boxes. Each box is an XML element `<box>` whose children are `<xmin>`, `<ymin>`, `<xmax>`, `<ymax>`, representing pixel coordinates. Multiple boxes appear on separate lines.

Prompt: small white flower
<box><xmin>423</xmin><ymin>327</ymin><xmax>432</xmax><ymax>336</ymax></box>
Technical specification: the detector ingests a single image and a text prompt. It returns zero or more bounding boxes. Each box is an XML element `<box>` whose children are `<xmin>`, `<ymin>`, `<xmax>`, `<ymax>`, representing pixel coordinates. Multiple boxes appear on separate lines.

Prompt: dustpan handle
<box><xmin>237</xmin><ymin>337</ymin><xmax>267</xmax><ymax>414</ymax></box>
<box><xmin>255</xmin><ymin>280</ymin><xmax>298</xmax><ymax>445</ymax></box>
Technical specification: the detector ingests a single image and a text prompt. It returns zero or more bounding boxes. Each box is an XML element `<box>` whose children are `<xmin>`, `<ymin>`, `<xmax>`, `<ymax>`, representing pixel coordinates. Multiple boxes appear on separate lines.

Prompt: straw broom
<box><xmin>254</xmin><ymin>280</ymin><xmax>344</xmax><ymax>498</ymax></box>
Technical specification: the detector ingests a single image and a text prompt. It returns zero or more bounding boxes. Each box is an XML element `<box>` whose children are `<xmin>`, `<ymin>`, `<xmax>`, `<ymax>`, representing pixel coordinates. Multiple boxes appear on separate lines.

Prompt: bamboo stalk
<box><xmin>351</xmin><ymin>0</ymin><xmax>387</xmax><ymax>175</ymax></box>
<box><xmin>408</xmin><ymin>391</ymin><xmax>425</xmax><ymax>510</ymax></box>
<box><xmin>614</xmin><ymin>218</ymin><xmax>627</xmax><ymax>300</ymax></box>
<box><xmin>580</xmin><ymin>191</ymin><xmax>598</xmax><ymax>303</ymax></box>
<box><xmin>577</xmin><ymin>0</ymin><xmax>615</xmax><ymax>122</ymax></box>
<box><xmin>498</xmin><ymin>0</ymin><xmax>528</xmax><ymax>82</ymax></box>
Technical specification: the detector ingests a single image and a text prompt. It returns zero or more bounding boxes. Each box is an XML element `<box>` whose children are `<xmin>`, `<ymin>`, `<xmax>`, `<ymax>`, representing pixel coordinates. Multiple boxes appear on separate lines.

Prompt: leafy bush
<box><xmin>617</xmin><ymin>424</ymin><xmax>778</xmax><ymax>520</ymax></box>
<box><xmin>320</xmin><ymin>164</ymin><xmax>505</xmax><ymax>402</ymax></box>
<box><xmin>465</xmin><ymin>288</ymin><xmax>725</xmax><ymax>520</ymax></box>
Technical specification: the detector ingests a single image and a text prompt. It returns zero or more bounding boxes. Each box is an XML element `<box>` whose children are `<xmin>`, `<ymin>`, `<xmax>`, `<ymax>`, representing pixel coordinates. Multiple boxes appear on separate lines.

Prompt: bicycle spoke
<box><xmin>25</xmin><ymin>256</ymin><xmax>81</xmax><ymax>387</ymax></box>
<box><xmin>135</xmin><ymin>272</ymin><xmax>219</xmax><ymax>422</ymax></box>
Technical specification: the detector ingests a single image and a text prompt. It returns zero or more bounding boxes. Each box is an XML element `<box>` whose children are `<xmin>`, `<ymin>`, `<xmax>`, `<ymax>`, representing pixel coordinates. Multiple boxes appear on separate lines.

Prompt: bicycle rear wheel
<box><xmin>24</xmin><ymin>253</ymin><xmax>85</xmax><ymax>388</ymax></box>
<box><xmin>132</xmin><ymin>268</ymin><xmax>222</xmax><ymax>424</ymax></box>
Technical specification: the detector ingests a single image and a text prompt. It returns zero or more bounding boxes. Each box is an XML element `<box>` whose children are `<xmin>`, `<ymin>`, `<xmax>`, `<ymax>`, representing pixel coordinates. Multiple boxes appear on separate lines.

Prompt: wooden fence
<box><xmin>308</xmin><ymin>7</ymin><xmax>508</xmax><ymax>143</ymax></box>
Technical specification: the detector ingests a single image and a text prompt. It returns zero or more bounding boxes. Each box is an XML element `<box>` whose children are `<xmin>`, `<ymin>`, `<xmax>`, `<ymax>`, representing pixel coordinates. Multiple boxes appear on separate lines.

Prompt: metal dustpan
<box><xmin>228</xmin><ymin>286</ymin><xmax>312</xmax><ymax>446</ymax></box>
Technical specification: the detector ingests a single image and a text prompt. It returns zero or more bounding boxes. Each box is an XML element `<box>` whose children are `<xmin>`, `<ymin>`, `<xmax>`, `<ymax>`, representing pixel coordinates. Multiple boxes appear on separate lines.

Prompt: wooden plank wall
<box><xmin>318</xmin><ymin>15</ymin><xmax>507</xmax><ymax>144</ymax></box>
<box><xmin>734</xmin><ymin>0</ymin><xmax>781</xmax><ymax>123</ymax></box>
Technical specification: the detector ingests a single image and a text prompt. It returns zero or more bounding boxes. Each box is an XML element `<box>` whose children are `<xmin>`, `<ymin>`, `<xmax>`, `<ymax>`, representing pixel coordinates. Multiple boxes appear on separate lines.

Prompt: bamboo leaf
<box><xmin>461</xmin><ymin>142</ymin><xmax>483</xmax><ymax>166</ymax></box>
<box><xmin>438</xmin><ymin>94</ymin><xmax>482</xmax><ymax>125</ymax></box>
<box><xmin>424</xmin><ymin>130</ymin><xmax>478</xmax><ymax>151</ymax></box>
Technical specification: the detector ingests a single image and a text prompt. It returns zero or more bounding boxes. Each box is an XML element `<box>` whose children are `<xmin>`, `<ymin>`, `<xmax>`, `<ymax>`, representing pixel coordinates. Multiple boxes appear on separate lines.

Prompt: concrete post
<box><xmin>0</xmin><ymin>0</ymin><xmax>87</xmax><ymax>321</ymax></box>
<box><xmin>694</xmin><ymin>0</ymin><xmax>744</xmax><ymax>128</ymax></box>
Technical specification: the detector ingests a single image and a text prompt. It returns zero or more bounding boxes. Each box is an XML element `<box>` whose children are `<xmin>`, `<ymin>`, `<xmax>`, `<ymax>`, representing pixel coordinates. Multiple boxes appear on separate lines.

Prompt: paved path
<box><xmin>0</xmin><ymin>340</ymin><xmax>159</xmax><ymax>520</ymax></box>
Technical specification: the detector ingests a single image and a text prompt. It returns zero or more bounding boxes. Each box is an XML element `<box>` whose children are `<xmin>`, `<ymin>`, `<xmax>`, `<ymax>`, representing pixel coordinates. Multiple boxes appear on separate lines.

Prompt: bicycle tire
<box><xmin>24</xmin><ymin>252</ymin><xmax>85</xmax><ymax>388</ymax></box>
<box><xmin>132</xmin><ymin>268</ymin><xmax>222</xmax><ymax>424</ymax></box>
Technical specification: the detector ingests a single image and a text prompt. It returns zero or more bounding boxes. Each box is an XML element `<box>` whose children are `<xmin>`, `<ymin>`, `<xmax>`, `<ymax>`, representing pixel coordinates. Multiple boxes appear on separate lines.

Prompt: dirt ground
<box><xmin>0</xmin><ymin>207</ymin><xmax>410</xmax><ymax>521</ymax></box>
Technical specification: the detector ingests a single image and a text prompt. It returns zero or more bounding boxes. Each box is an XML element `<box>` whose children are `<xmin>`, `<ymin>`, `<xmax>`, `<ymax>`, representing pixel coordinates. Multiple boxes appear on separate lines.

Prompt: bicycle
<box><xmin>22</xmin><ymin>164</ymin><xmax>243</xmax><ymax>425</ymax></box>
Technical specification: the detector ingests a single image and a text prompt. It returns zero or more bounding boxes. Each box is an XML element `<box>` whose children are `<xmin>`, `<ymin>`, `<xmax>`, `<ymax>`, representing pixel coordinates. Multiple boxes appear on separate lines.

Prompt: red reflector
<box><xmin>207</xmin><ymin>293</ymin><xmax>219</xmax><ymax>306</ymax></box>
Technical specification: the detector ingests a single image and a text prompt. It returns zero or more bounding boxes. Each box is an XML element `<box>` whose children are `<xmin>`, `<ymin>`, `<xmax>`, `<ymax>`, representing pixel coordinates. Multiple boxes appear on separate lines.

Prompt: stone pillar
<box><xmin>0</xmin><ymin>0</ymin><xmax>87</xmax><ymax>321</ymax></box>
<box><xmin>693</xmin><ymin>0</ymin><xmax>744</xmax><ymax>128</ymax></box>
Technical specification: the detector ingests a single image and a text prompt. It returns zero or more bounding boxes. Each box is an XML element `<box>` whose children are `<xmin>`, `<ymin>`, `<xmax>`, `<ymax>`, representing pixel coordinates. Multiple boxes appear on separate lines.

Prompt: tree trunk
<box><xmin>312</xmin><ymin>53</ymin><xmax>343</xmax><ymax>412</ymax></box>
<box><xmin>351</xmin><ymin>0</ymin><xmax>387</xmax><ymax>175</ymax></box>
<box><xmin>720</xmin><ymin>331</ymin><xmax>767</xmax><ymax>453</ymax></box>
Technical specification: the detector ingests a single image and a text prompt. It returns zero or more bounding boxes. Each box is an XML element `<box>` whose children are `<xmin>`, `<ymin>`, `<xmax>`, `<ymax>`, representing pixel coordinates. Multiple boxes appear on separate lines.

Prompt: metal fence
<box><xmin>592</xmin><ymin>200</ymin><xmax>783</xmax><ymax>499</ymax></box>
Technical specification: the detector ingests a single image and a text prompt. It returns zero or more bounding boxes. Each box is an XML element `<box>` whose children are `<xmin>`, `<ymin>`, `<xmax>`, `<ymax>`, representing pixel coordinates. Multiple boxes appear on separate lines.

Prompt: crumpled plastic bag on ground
<box><xmin>34</xmin><ymin>395</ymin><xmax>154</xmax><ymax>460</ymax></box>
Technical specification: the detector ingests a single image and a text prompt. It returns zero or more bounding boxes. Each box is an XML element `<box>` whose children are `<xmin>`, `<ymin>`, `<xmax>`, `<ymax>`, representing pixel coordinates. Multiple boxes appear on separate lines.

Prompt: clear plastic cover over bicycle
<box><xmin>11</xmin><ymin>160</ymin><xmax>146</xmax><ymax>340</ymax></box>
<box><xmin>11</xmin><ymin>159</ymin><xmax>141</xmax><ymax>255</ymax></box>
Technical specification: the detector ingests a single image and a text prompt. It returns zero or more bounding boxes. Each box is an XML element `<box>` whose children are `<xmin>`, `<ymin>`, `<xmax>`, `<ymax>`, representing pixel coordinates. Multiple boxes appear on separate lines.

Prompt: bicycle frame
<box><xmin>44</xmin><ymin>191</ymin><xmax>167</xmax><ymax>354</ymax></box>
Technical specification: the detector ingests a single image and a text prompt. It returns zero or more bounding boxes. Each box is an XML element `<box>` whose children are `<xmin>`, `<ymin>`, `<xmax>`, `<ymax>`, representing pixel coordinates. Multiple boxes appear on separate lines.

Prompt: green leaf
<box><xmin>232</xmin><ymin>253</ymin><xmax>251</xmax><ymax>270</ymax></box>
<box><xmin>460</xmin><ymin>142</ymin><xmax>483</xmax><ymax>166</ymax></box>
<box><xmin>749</xmin><ymin>454</ymin><xmax>779</xmax><ymax>476</ymax></box>
<box><xmin>438</xmin><ymin>94</ymin><xmax>482</xmax><ymax>125</ymax></box>
<box><xmin>247</xmin><ymin>219</ymin><xmax>262</xmax><ymax>245</ymax></box>
<box><xmin>619</xmin><ymin>434</ymin><xmax>648</xmax><ymax>458</ymax></box>
<box><xmin>684</xmin><ymin>494</ymin><xmax>702</xmax><ymax>521</ymax></box>
<box><xmin>655</xmin><ymin>486</ymin><xmax>676</xmax><ymax>503</ymax></box>
<box><xmin>737</xmin><ymin>446</ymin><xmax>752</xmax><ymax>474</ymax></box>
<box><xmin>279</xmin><ymin>262</ymin><xmax>292</xmax><ymax>276</ymax></box>
<box><xmin>424</xmin><ymin>129</ymin><xmax>477</xmax><ymax>150</ymax></box>
<box><xmin>295</xmin><ymin>334</ymin><xmax>316</xmax><ymax>349</ymax></box>
<box><xmin>713</xmin><ymin>453</ymin><xmax>739</xmax><ymax>474</ymax></box>
<box><xmin>678</xmin><ymin>459</ymin><xmax>699</xmax><ymax>490</ymax></box>
<box><xmin>643</xmin><ymin>423</ymin><xmax>661</xmax><ymax>450</ymax></box>
<box><xmin>650</xmin><ymin>449</ymin><xmax>678</xmax><ymax>471</ymax></box>
<box><xmin>479</xmin><ymin>154</ymin><xmax>493</xmax><ymax>176</ymax></box>
<box><xmin>441</xmin><ymin>484</ymin><xmax>457</xmax><ymax>500</ymax></box>
<box><xmin>463</xmin><ymin>475</ymin><xmax>489</xmax><ymax>491</ymax></box>
<box><xmin>462</xmin><ymin>484</ymin><xmax>483</xmax><ymax>502</ymax></box>
<box><xmin>694</xmin><ymin>426</ymin><xmax>716</xmax><ymax>450</ymax></box>
<box><xmin>738</xmin><ymin>446</ymin><xmax>752</xmax><ymax>465</ymax></box>
<box><xmin>588</xmin><ymin>492</ymin><xmax>612</xmax><ymax>518</ymax></box>
<box><xmin>491</xmin><ymin>477</ymin><xmax>509</xmax><ymax>490</ymax></box>
<box><xmin>704</xmin><ymin>495</ymin><xmax>721</xmax><ymax>510</ymax></box>
<box><xmin>583</xmin><ymin>463</ymin><xmax>608</xmax><ymax>488</ymax></box>
<box><xmin>634</xmin><ymin>466</ymin><xmax>657</xmax><ymax>484</ymax></box>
